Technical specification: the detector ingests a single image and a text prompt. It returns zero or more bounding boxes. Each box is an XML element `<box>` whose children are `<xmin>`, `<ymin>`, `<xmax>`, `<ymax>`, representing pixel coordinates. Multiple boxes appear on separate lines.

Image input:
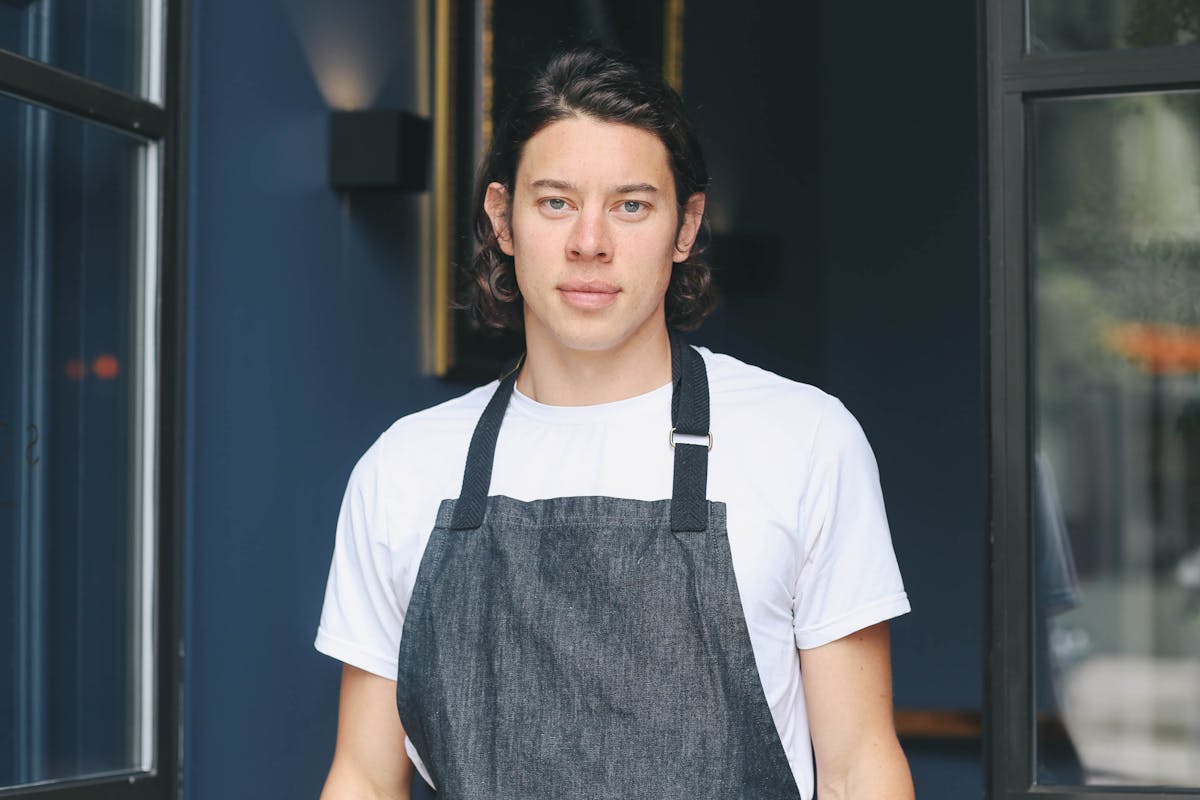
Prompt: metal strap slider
<box><xmin>669</xmin><ymin>428</ymin><xmax>713</xmax><ymax>451</ymax></box>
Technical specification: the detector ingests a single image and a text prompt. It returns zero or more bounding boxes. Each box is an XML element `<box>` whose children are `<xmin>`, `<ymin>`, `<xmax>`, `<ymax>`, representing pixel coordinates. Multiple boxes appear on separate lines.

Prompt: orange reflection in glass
<box><xmin>92</xmin><ymin>354</ymin><xmax>120</xmax><ymax>380</ymax></box>
<box><xmin>1105</xmin><ymin>322</ymin><xmax>1200</xmax><ymax>375</ymax></box>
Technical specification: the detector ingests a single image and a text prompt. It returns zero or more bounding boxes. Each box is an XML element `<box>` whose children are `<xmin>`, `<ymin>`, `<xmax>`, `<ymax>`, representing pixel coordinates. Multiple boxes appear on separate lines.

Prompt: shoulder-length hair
<box><xmin>461</xmin><ymin>44</ymin><xmax>715</xmax><ymax>333</ymax></box>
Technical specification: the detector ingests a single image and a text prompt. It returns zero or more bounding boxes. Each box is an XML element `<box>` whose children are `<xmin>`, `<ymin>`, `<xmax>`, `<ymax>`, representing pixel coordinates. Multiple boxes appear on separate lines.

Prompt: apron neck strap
<box><xmin>449</xmin><ymin>359</ymin><xmax>520</xmax><ymax>531</ymax></box>
<box><xmin>669</xmin><ymin>332</ymin><xmax>711</xmax><ymax>532</ymax></box>
<box><xmin>450</xmin><ymin>332</ymin><xmax>711</xmax><ymax>531</ymax></box>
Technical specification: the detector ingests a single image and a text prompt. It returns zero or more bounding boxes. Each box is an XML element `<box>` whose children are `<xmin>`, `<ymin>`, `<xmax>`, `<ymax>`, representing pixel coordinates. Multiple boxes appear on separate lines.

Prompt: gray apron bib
<box><xmin>396</xmin><ymin>335</ymin><xmax>801</xmax><ymax>799</ymax></box>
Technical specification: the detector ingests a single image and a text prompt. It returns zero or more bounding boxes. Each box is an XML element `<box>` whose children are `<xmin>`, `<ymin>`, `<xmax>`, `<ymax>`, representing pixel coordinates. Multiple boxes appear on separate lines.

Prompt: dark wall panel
<box><xmin>814</xmin><ymin>2</ymin><xmax>985</xmax><ymax>796</ymax></box>
<box><xmin>185</xmin><ymin>0</ymin><xmax>457</xmax><ymax>796</ymax></box>
<box><xmin>685</xmin><ymin>2</ymin><xmax>823</xmax><ymax>383</ymax></box>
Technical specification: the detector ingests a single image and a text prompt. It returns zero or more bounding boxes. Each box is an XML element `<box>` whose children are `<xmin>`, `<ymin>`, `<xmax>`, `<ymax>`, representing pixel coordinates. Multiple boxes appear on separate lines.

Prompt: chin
<box><xmin>531</xmin><ymin>318</ymin><xmax>631</xmax><ymax>355</ymax></box>
<box><xmin>524</xmin><ymin>305</ymin><xmax>665</xmax><ymax>356</ymax></box>
<box><xmin>553</xmin><ymin>329</ymin><xmax>629</xmax><ymax>353</ymax></box>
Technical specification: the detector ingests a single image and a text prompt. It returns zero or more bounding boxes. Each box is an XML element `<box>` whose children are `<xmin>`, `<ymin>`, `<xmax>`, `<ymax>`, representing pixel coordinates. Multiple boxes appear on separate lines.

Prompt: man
<box><xmin>317</xmin><ymin>45</ymin><xmax>913</xmax><ymax>799</ymax></box>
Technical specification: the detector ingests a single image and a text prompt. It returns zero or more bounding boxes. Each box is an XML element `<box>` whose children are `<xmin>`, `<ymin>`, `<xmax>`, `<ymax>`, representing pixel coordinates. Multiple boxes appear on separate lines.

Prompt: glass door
<box><xmin>1032</xmin><ymin>90</ymin><xmax>1200</xmax><ymax>788</ymax></box>
<box><xmin>988</xmin><ymin>1</ymin><xmax>1200</xmax><ymax>797</ymax></box>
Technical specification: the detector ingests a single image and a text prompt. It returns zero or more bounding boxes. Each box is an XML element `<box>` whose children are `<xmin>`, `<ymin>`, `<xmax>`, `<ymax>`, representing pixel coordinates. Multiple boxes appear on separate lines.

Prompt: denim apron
<box><xmin>396</xmin><ymin>335</ymin><xmax>801</xmax><ymax>799</ymax></box>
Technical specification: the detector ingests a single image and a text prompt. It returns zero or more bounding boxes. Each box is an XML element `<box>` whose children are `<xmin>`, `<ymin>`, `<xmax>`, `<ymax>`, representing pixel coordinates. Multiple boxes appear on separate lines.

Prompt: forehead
<box><xmin>515</xmin><ymin>115</ymin><xmax>674</xmax><ymax>190</ymax></box>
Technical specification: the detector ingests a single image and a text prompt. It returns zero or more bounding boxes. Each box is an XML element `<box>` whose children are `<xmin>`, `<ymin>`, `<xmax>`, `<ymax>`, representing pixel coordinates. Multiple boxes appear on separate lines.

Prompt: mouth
<box><xmin>557</xmin><ymin>281</ymin><xmax>620</xmax><ymax>310</ymax></box>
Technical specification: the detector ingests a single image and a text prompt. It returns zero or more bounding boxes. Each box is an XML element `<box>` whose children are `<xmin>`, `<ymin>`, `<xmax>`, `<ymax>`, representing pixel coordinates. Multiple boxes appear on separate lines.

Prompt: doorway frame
<box><xmin>985</xmin><ymin>2</ymin><xmax>1200</xmax><ymax>798</ymax></box>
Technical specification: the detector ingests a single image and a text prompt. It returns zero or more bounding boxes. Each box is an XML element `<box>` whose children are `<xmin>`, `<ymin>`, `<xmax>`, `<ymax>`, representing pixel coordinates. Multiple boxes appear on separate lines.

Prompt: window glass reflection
<box><xmin>1</xmin><ymin>94</ymin><xmax>150</xmax><ymax>789</ymax></box>
<box><xmin>1030</xmin><ymin>0</ymin><xmax>1199</xmax><ymax>53</ymax></box>
<box><xmin>0</xmin><ymin>0</ymin><xmax>148</xmax><ymax>98</ymax></box>
<box><xmin>1032</xmin><ymin>90</ymin><xmax>1200</xmax><ymax>786</ymax></box>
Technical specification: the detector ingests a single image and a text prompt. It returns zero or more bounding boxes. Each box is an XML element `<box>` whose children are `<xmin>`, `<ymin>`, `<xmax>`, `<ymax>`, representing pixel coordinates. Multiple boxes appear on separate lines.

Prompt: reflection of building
<box><xmin>1037</xmin><ymin>359</ymin><xmax>1200</xmax><ymax>784</ymax></box>
<box><xmin>1181</xmin><ymin>401</ymin><xmax>1200</xmax><ymax>562</ymax></box>
<box><xmin>1034</xmin><ymin>452</ymin><xmax>1084</xmax><ymax>785</ymax></box>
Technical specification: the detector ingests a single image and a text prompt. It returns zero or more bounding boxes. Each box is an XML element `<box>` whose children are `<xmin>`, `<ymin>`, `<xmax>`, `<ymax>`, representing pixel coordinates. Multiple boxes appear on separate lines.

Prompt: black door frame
<box><xmin>985</xmin><ymin>2</ymin><xmax>1200</xmax><ymax>798</ymax></box>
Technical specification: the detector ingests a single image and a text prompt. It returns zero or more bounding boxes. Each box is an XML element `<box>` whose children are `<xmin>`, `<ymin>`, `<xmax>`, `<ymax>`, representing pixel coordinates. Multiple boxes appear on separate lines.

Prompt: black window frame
<box><xmin>985</xmin><ymin>2</ymin><xmax>1200</xmax><ymax>799</ymax></box>
<box><xmin>0</xmin><ymin>2</ymin><xmax>188</xmax><ymax>799</ymax></box>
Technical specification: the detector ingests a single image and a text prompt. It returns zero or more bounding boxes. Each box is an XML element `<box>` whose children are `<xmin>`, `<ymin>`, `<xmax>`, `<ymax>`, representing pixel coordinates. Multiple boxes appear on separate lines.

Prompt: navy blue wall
<box><xmin>814</xmin><ymin>3</ymin><xmax>984</xmax><ymax>796</ymax></box>
<box><xmin>185</xmin><ymin>1</ymin><xmax>984</xmax><ymax>797</ymax></box>
<box><xmin>184</xmin><ymin>0</ymin><xmax>458</xmax><ymax>796</ymax></box>
<box><xmin>684</xmin><ymin>2</ymin><xmax>823</xmax><ymax>384</ymax></box>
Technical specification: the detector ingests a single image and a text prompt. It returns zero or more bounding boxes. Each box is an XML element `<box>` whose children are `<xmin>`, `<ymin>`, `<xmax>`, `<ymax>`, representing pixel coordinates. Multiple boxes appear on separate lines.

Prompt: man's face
<box><xmin>485</xmin><ymin>115</ymin><xmax>704</xmax><ymax>358</ymax></box>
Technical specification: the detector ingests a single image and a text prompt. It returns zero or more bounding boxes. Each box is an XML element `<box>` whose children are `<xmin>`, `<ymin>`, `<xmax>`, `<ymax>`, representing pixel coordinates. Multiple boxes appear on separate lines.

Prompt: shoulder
<box><xmin>389</xmin><ymin>381</ymin><xmax>497</xmax><ymax>436</ymax></box>
<box><xmin>696</xmin><ymin>347</ymin><xmax>879</xmax><ymax>492</ymax></box>
<box><xmin>344</xmin><ymin>382</ymin><xmax>498</xmax><ymax>505</ymax></box>
<box><xmin>697</xmin><ymin>346</ymin><xmax>854</xmax><ymax>439</ymax></box>
<box><xmin>378</xmin><ymin>382</ymin><xmax>495</xmax><ymax>457</ymax></box>
<box><xmin>698</xmin><ymin>346</ymin><xmax>830</xmax><ymax>409</ymax></box>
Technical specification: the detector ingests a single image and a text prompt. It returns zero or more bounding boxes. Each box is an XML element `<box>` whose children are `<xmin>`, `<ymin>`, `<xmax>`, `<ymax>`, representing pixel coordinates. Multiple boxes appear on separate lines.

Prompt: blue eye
<box><xmin>546</xmin><ymin>198</ymin><xmax>567</xmax><ymax>210</ymax></box>
<box><xmin>621</xmin><ymin>201</ymin><xmax>644</xmax><ymax>214</ymax></box>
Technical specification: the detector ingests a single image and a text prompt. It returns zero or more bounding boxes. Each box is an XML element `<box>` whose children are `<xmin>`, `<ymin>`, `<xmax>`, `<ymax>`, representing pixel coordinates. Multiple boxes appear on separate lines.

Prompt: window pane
<box><xmin>1032</xmin><ymin>90</ymin><xmax>1200</xmax><ymax>786</ymax></box>
<box><xmin>1029</xmin><ymin>0</ymin><xmax>1199</xmax><ymax>53</ymax></box>
<box><xmin>1</xmin><ymin>92</ymin><xmax>155</xmax><ymax>788</ymax></box>
<box><xmin>0</xmin><ymin>0</ymin><xmax>153</xmax><ymax>99</ymax></box>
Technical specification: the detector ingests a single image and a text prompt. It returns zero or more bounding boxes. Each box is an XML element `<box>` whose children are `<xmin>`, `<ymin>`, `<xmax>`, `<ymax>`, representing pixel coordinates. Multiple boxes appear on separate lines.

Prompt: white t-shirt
<box><xmin>315</xmin><ymin>347</ymin><xmax>909</xmax><ymax>799</ymax></box>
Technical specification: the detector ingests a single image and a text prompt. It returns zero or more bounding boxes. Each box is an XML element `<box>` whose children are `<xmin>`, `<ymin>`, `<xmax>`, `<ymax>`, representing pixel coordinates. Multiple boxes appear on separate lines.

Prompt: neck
<box><xmin>516</xmin><ymin>325</ymin><xmax>673</xmax><ymax>407</ymax></box>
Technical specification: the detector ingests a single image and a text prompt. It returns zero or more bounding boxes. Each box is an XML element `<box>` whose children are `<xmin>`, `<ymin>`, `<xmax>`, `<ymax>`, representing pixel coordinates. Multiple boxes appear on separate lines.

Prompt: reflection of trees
<box><xmin>1126</xmin><ymin>0</ymin><xmax>1200</xmax><ymax>47</ymax></box>
<box><xmin>1039</xmin><ymin>239</ymin><xmax>1200</xmax><ymax>382</ymax></box>
<box><xmin>1032</xmin><ymin>0</ymin><xmax>1200</xmax><ymax>50</ymax></box>
<box><xmin>1036</xmin><ymin>94</ymin><xmax>1200</xmax><ymax>427</ymax></box>
<box><xmin>1036</xmin><ymin>92</ymin><xmax>1200</xmax><ymax>584</ymax></box>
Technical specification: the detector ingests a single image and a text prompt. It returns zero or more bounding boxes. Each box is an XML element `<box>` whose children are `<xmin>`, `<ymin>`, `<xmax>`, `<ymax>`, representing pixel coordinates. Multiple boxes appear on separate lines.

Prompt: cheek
<box><xmin>654</xmin><ymin>263</ymin><xmax>674</xmax><ymax>300</ymax></box>
<box><xmin>511</xmin><ymin>259</ymin><xmax>535</xmax><ymax>297</ymax></box>
<box><xmin>629</xmin><ymin>227</ymin><xmax>678</xmax><ymax>290</ymax></box>
<box><xmin>511</xmin><ymin>213</ymin><xmax>561</xmax><ymax>258</ymax></box>
<box><xmin>623</xmin><ymin>260</ymin><xmax>673</xmax><ymax>312</ymax></box>
<box><xmin>511</xmin><ymin>245</ymin><xmax>556</xmax><ymax>300</ymax></box>
<box><xmin>508</xmin><ymin>225</ymin><xmax>545</xmax><ymax>284</ymax></box>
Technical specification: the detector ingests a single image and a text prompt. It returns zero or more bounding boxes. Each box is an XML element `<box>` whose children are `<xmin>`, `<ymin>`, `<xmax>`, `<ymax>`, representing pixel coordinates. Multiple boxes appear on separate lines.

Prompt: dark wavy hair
<box><xmin>461</xmin><ymin>44</ymin><xmax>714</xmax><ymax>333</ymax></box>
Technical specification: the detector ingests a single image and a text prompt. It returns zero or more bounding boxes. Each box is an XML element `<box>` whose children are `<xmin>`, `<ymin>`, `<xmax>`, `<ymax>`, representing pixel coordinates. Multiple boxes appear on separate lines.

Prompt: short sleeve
<box><xmin>314</xmin><ymin>444</ymin><xmax>403</xmax><ymax>679</ymax></box>
<box><xmin>791</xmin><ymin>396</ymin><xmax>910</xmax><ymax>650</ymax></box>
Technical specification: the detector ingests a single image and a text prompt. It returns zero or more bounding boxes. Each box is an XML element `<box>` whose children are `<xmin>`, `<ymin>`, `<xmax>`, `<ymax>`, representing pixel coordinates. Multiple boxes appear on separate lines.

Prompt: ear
<box><xmin>672</xmin><ymin>192</ymin><xmax>706</xmax><ymax>263</ymax></box>
<box><xmin>484</xmin><ymin>182</ymin><xmax>515</xmax><ymax>256</ymax></box>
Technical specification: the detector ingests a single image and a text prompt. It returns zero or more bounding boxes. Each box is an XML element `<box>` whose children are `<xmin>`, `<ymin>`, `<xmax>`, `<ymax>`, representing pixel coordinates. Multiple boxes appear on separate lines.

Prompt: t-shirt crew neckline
<box><xmin>509</xmin><ymin>379</ymin><xmax>673</xmax><ymax>423</ymax></box>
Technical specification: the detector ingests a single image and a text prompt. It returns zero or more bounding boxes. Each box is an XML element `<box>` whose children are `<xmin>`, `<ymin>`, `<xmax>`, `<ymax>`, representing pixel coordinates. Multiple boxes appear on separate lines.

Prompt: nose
<box><xmin>567</xmin><ymin>206</ymin><xmax>612</xmax><ymax>262</ymax></box>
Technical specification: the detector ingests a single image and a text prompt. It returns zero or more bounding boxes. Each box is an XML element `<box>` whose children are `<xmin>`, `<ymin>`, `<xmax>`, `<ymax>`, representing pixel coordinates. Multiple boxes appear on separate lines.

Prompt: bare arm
<box><xmin>799</xmin><ymin>621</ymin><xmax>914</xmax><ymax>800</ymax></box>
<box><xmin>320</xmin><ymin>664</ymin><xmax>414</xmax><ymax>800</ymax></box>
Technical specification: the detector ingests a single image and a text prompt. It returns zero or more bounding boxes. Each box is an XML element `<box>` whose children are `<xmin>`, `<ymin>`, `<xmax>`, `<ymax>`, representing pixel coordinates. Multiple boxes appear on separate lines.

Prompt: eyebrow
<box><xmin>529</xmin><ymin>179</ymin><xmax>660</xmax><ymax>194</ymax></box>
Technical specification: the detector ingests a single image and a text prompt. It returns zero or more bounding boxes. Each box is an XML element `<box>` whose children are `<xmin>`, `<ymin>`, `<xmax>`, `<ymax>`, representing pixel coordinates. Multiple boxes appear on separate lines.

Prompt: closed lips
<box><xmin>558</xmin><ymin>282</ymin><xmax>620</xmax><ymax>308</ymax></box>
<box><xmin>558</xmin><ymin>281</ymin><xmax>618</xmax><ymax>294</ymax></box>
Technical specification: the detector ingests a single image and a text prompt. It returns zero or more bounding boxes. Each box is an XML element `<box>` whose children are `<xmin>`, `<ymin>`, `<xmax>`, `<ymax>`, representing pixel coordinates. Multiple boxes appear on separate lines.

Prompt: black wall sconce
<box><xmin>329</xmin><ymin>110</ymin><xmax>431</xmax><ymax>192</ymax></box>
